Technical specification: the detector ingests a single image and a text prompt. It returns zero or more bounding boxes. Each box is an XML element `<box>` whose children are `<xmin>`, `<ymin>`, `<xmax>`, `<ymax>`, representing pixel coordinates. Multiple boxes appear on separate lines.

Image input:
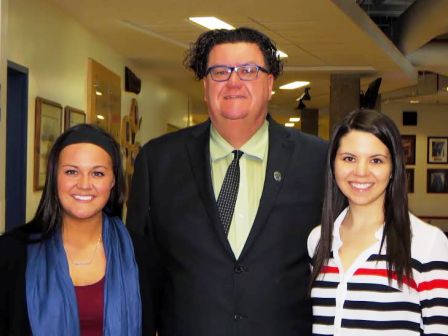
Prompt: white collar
<box><xmin>331</xmin><ymin>207</ymin><xmax>385</xmax><ymax>252</ymax></box>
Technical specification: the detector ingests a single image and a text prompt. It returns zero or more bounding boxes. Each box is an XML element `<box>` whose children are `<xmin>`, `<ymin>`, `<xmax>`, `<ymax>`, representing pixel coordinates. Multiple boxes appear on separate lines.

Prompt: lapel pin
<box><xmin>273</xmin><ymin>171</ymin><xmax>282</xmax><ymax>182</ymax></box>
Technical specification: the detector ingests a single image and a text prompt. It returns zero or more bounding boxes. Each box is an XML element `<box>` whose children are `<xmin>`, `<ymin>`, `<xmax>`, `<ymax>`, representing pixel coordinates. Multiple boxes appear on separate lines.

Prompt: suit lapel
<box><xmin>186</xmin><ymin>121</ymin><xmax>236</xmax><ymax>258</ymax></box>
<box><xmin>240</xmin><ymin>118</ymin><xmax>295</xmax><ymax>259</ymax></box>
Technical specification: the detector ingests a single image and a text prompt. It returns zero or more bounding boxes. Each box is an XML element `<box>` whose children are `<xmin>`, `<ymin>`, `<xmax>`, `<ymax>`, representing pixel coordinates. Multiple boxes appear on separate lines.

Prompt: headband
<box><xmin>60</xmin><ymin>126</ymin><xmax>115</xmax><ymax>158</ymax></box>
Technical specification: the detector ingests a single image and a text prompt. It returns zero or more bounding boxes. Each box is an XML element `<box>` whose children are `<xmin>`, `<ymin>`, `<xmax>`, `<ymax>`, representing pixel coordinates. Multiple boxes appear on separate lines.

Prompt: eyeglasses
<box><xmin>206</xmin><ymin>65</ymin><xmax>270</xmax><ymax>82</ymax></box>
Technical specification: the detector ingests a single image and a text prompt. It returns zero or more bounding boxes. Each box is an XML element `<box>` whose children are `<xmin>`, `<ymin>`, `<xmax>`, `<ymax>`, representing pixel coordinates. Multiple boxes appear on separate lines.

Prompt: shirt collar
<box><xmin>210</xmin><ymin>120</ymin><xmax>269</xmax><ymax>162</ymax></box>
<box><xmin>332</xmin><ymin>207</ymin><xmax>385</xmax><ymax>251</ymax></box>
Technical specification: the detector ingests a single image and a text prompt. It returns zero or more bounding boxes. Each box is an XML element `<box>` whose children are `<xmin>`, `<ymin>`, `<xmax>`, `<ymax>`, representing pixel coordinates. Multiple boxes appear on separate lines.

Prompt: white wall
<box><xmin>383</xmin><ymin>102</ymin><xmax>448</xmax><ymax>231</ymax></box>
<box><xmin>135</xmin><ymin>73</ymin><xmax>190</xmax><ymax>143</ymax></box>
<box><xmin>4</xmin><ymin>0</ymin><xmax>189</xmax><ymax>226</ymax></box>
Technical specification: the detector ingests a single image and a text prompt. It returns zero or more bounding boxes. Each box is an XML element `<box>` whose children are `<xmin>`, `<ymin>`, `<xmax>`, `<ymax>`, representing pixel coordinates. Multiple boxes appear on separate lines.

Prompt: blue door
<box><xmin>6</xmin><ymin>62</ymin><xmax>28</xmax><ymax>230</ymax></box>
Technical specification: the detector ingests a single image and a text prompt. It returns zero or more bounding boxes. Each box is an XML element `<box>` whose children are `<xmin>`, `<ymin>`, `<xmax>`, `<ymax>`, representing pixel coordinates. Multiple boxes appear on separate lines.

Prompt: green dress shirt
<box><xmin>210</xmin><ymin>121</ymin><xmax>269</xmax><ymax>258</ymax></box>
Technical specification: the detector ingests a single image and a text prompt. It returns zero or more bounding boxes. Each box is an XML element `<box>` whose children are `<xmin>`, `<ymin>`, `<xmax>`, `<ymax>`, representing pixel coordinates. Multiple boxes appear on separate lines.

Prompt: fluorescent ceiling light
<box><xmin>189</xmin><ymin>17</ymin><xmax>234</xmax><ymax>30</ymax></box>
<box><xmin>410</xmin><ymin>100</ymin><xmax>419</xmax><ymax>104</ymax></box>
<box><xmin>285</xmin><ymin>123</ymin><xmax>295</xmax><ymax>127</ymax></box>
<box><xmin>276</xmin><ymin>50</ymin><xmax>288</xmax><ymax>58</ymax></box>
<box><xmin>97</xmin><ymin>115</ymin><xmax>105</xmax><ymax>120</ymax></box>
<box><xmin>271</xmin><ymin>91</ymin><xmax>276</xmax><ymax>95</ymax></box>
<box><xmin>95</xmin><ymin>90</ymin><xmax>103</xmax><ymax>96</ymax></box>
<box><xmin>279</xmin><ymin>81</ymin><xmax>310</xmax><ymax>90</ymax></box>
<box><xmin>289</xmin><ymin>117</ymin><xmax>300</xmax><ymax>122</ymax></box>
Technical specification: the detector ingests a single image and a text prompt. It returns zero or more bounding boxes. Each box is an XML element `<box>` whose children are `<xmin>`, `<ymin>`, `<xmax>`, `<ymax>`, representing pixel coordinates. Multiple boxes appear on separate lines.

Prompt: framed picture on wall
<box><xmin>34</xmin><ymin>97</ymin><xmax>63</xmax><ymax>190</ymax></box>
<box><xmin>88</xmin><ymin>58</ymin><xmax>121</xmax><ymax>142</ymax></box>
<box><xmin>427</xmin><ymin>137</ymin><xmax>448</xmax><ymax>164</ymax></box>
<box><xmin>64</xmin><ymin>106</ymin><xmax>86</xmax><ymax>130</ymax></box>
<box><xmin>401</xmin><ymin>135</ymin><xmax>416</xmax><ymax>165</ymax></box>
<box><xmin>406</xmin><ymin>168</ymin><xmax>414</xmax><ymax>193</ymax></box>
<box><xmin>427</xmin><ymin>169</ymin><xmax>448</xmax><ymax>193</ymax></box>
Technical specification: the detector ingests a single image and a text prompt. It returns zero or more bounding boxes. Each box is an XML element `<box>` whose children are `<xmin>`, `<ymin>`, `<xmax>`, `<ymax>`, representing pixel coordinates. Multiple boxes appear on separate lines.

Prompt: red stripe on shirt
<box><xmin>354</xmin><ymin>268</ymin><xmax>418</xmax><ymax>290</ymax></box>
<box><xmin>418</xmin><ymin>279</ymin><xmax>448</xmax><ymax>292</ymax></box>
<box><xmin>320</xmin><ymin>265</ymin><xmax>339</xmax><ymax>274</ymax></box>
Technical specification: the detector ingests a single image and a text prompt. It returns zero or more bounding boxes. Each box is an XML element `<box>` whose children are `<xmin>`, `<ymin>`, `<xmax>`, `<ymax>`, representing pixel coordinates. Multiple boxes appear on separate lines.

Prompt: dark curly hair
<box><xmin>184</xmin><ymin>27</ymin><xmax>283</xmax><ymax>80</ymax></box>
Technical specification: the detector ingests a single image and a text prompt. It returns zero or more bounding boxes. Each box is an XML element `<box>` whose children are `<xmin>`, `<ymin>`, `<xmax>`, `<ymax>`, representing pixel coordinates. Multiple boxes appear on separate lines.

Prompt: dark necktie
<box><xmin>217</xmin><ymin>150</ymin><xmax>243</xmax><ymax>236</ymax></box>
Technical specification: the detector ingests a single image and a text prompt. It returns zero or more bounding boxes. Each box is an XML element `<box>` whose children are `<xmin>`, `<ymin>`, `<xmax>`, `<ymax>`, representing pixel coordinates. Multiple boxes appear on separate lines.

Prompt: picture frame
<box><xmin>401</xmin><ymin>135</ymin><xmax>416</xmax><ymax>165</ymax></box>
<box><xmin>427</xmin><ymin>136</ymin><xmax>448</xmax><ymax>164</ymax></box>
<box><xmin>87</xmin><ymin>58</ymin><xmax>121</xmax><ymax>142</ymax></box>
<box><xmin>406</xmin><ymin>168</ymin><xmax>414</xmax><ymax>193</ymax></box>
<box><xmin>34</xmin><ymin>97</ymin><xmax>63</xmax><ymax>191</ymax></box>
<box><xmin>64</xmin><ymin>106</ymin><xmax>86</xmax><ymax>130</ymax></box>
<box><xmin>427</xmin><ymin>169</ymin><xmax>448</xmax><ymax>193</ymax></box>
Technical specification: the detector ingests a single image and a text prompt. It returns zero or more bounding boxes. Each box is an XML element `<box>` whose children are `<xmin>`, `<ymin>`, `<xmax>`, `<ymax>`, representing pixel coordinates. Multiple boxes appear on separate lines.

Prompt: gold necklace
<box><xmin>65</xmin><ymin>237</ymin><xmax>102</xmax><ymax>266</ymax></box>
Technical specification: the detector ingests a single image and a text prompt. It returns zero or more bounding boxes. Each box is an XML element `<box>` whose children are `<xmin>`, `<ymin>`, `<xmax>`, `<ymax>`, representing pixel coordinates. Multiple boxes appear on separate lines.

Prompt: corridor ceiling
<box><xmin>48</xmin><ymin>0</ymin><xmax>448</xmax><ymax>124</ymax></box>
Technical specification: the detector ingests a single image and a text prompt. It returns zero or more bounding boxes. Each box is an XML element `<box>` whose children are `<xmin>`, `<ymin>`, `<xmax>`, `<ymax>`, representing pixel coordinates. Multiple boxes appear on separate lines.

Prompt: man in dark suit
<box><xmin>126</xmin><ymin>27</ymin><xmax>327</xmax><ymax>336</ymax></box>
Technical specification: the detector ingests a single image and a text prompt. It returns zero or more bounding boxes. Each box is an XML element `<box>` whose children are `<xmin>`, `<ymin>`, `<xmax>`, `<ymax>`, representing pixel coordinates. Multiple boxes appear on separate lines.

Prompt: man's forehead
<box><xmin>210</xmin><ymin>42</ymin><xmax>261</xmax><ymax>52</ymax></box>
<box><xmin>208</xmin><ymin>42</ymin><xmax>264</xmax><ymax>63</ymax></box>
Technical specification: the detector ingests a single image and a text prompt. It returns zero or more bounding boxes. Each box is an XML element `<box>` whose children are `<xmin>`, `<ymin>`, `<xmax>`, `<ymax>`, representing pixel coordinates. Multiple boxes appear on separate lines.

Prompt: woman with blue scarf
<box><xmin>0</xmin><ymin>124</ymin><xmax>154</xmax><ymax>335</ymax></box>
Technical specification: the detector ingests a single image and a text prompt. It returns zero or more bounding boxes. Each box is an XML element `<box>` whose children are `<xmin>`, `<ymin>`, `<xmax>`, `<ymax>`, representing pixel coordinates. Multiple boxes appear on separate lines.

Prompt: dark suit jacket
<box><xmin>126</xmin><ymin>118</ymin><xmax>328</xmax><ymax>336</ymax></box>
<box><xmin>0</xmin><ymin>225</ymin><xmax>155</xmax><ymax>335</ymax></box>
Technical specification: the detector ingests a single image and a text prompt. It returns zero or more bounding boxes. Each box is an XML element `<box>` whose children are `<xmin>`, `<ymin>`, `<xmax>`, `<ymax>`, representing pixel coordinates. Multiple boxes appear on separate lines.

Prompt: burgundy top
<box><xmin>74</xmin><ymin>277</ymin><xmax>105</xmax><ymax>336</ymax></box>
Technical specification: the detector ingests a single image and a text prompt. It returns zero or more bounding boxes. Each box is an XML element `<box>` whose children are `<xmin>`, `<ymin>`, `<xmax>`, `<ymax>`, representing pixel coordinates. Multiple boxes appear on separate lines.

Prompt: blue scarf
<box><xmin>26</xmin><ymin>214</ymin><xmax>142</xmax><ymax>335</ymax></box>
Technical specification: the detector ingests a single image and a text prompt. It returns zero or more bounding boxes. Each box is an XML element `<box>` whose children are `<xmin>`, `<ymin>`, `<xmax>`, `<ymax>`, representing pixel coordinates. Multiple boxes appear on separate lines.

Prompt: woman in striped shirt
<box><xmin>308</xmin><ymin>109</ymin><xmax>448</xmax><ymax>336</ymax></box>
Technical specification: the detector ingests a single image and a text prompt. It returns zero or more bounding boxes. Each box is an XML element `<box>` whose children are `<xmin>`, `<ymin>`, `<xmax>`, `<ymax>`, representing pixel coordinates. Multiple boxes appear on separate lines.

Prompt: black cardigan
<box><xmin>0</xmin><ymin>225</ymin><xmax>157</xmax><ymax>335</ymax></box>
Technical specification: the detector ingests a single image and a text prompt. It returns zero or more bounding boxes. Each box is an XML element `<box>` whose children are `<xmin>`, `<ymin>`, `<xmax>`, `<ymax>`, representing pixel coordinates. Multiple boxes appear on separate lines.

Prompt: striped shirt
<box><xmin>307</xmin><ymin>208</ymin><xmax>448</xmax><ymax>336</ymax></box>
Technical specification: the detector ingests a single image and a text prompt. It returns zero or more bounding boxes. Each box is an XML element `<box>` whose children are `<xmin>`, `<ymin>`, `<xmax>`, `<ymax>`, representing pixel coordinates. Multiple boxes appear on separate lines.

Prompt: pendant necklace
<box><xmin>65</xmin><ymin>236</ymin><xmax>102</xmax><ymax>266</ymax></box>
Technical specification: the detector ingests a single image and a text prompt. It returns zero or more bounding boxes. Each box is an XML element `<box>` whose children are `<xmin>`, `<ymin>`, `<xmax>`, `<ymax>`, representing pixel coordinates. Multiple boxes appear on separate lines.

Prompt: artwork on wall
<box><xmin>402</xmin><ymin>111</ymin><xmax>417</xmax><ymax>126</ymax></box>
<box><xmin>121</xmin><ymin>98</ymin><xmax>142</xmax><ymax>203</ymax></box>
<box><xmin>87</xmin><ymin>58</ymin><xmax>121</xmax><ymax>142</ymax></box>
<box><xmin>427</xmin><ymin>136</ymin><xmax>448</xmax><ymax>164</ymax></box>
<box><xmin>406</xmin><ymin>168</ymin><xmax>414</xmax><ymax>193</ymax></box>
<box><xmin>427</xmin><ymin>169</ymin><xmax>448</xmax><ymax>194</ymax></box>
<box><xmin>34</xmin><ymin>97</ymin><xmax>63</xmax><ymax>190</ymax></box>
<box><xmin>401</xmin><ymin>135</ymin><xmax>416</xmax><ymax>165</ymax></box>
<box><xmin>64</xmin><ymin>106</ymin><xmax>86</xmax><ymax>130</ymax></box>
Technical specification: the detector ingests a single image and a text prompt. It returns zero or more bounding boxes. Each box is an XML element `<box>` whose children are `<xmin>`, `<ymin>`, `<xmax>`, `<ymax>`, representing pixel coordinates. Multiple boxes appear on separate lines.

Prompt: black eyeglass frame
<box><xmin>206</xmin><ymin>64</ymin><xmax>270</xmax><ymax>82</ymax></box>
